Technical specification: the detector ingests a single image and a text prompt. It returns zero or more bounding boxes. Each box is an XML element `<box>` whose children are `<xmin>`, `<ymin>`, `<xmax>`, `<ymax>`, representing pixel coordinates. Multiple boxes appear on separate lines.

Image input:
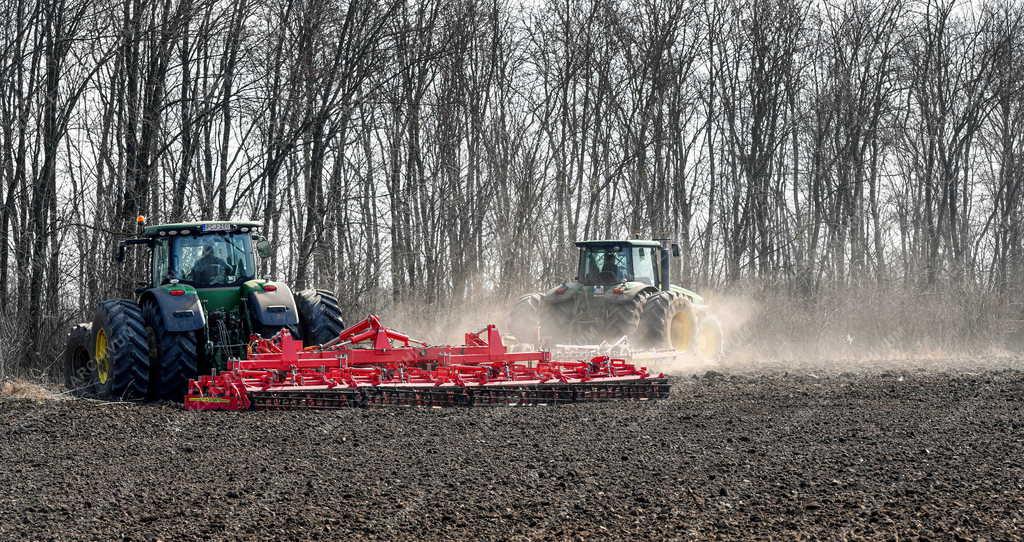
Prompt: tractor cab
<box><xmin>119</xmin><ymin>221</ymin><xmax>269</xmax><ymax>289</ymax></box>
<box><xmin>575</xmin><ymin>240</ymin><xmax>677</xmax><ymax>290</ymax></box>
<box><xmin>155</xmin><ymin>229</ymin><xmax>259</xmax><ymax>288</ymax></box>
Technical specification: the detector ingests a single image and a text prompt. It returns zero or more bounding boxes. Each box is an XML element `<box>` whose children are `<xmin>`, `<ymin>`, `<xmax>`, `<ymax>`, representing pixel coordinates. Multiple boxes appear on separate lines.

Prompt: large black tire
<box><xmin>639</xmin><ymin>292</ymin><xmax>698</xmax><ymax>351</ymax></box>
<box><xmin>63</xmin><ymin>323</ymin><xmax>93</xmax><ymax>395</ymax></box>
<box><xmin>603</xmin><ymin>294</ymin><xmax>646</xmax><ymax>341</ymax></box>
<box><xmin>507</xmin><ymin>293</ymin><xmax>544</xmax><ymax>343</ymax></box>
<box><xmin>90</xmin><ymin>300</ymin><xmax>150</xmax><ymax>400</ymax></box>
<box><xmin>142</xmin><ymin>301</ymin><xmax>199</xmax><ymax>401</ymax></box>
<box><xmin>295</xmin><ymin>289</ymin><xmax>346</xmax><ymax>346</ymax></box>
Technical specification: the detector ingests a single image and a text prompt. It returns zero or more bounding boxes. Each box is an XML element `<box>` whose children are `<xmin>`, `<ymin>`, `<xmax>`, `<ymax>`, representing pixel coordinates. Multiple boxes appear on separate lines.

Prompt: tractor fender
<box><xmin>608</xmin><ymin>283</ymin><xmax>660</xmax><ymax>304</ymax></box>
<box><xmin>669</xmin><ymin>285</ymin><xmax>705</xmax><ymax>306</ymax></box>
<box><xmin>140</xmin><ymin>287</ymin><xmax>206</xmax><ymax>333</ymax></box>
<box><xmin>246</xmin><ymin>282</ymin><xmax>300</xmax><ymax>329</ymax></box>
<box><xmin>541</xmin><ymin>281</ymin><xmax>593</xmax><ymax>304</ymax></box>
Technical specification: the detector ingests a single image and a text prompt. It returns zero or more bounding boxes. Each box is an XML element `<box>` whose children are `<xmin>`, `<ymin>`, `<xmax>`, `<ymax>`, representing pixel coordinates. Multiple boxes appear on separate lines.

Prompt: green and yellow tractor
<box><xmin>508</xmin><ymin>239</ymin><xmax>723</xmax><ymax>358</ymax></box>
<box><xmin>63</xmin><ymin>220</ymin><xmax>345</xmax><ymax>400</ymax></box>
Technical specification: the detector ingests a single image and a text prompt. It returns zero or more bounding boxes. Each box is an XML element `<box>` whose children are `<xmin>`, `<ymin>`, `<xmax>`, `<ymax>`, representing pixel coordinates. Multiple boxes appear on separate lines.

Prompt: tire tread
<box><xmin>94</xmin><ymin>299</ymin><xmax>150</xmax><ymax>400</ymax></box>
<box><xmin>295</xmin><ymin>289</ymin><xmax>346</xmax><ymax>346</ymax></box>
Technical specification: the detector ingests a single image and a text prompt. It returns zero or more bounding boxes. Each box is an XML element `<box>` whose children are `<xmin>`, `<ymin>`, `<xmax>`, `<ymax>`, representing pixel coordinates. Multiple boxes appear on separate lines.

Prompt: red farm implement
<box><xmin>184</xmin><ymin>315</ymin><xmax>670</xmax><ymax>410</ymax></box>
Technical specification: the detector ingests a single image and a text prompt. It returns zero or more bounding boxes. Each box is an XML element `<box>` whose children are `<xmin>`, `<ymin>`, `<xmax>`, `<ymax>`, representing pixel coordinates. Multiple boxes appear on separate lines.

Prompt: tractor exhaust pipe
<box><xmin>658</xmin><ymin>239</ymin><xmax>672</xmax><ymax>291</ymax></box>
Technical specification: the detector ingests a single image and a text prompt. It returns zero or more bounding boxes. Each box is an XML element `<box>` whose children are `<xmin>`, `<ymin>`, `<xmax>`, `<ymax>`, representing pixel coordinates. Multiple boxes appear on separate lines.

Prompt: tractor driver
<box><xmin>597</xmin><ymin>251</ymin><xmax>623</xmax><ymax>283</ymax></box>
<box><xmin>192</xmin><ymin>245</ymin><xmax>231</xmax><ymax>284</ymax></box>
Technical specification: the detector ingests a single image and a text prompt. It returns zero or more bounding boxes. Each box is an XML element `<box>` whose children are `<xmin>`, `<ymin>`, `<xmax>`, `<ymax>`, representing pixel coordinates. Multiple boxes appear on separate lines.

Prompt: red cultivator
<box><xmin>184</xmin><ymin>315</ymin><xmax>669</xmax><ymax>410</ymax></box>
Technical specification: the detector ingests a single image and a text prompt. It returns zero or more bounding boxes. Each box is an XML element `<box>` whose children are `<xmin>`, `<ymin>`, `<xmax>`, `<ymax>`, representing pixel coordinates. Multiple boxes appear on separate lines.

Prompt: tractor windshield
<box><xmin>169</xmin><ymin>233</ymin><xmax>255</xmax><ymax>288</ymax></box>
<box><xmin>579</xmin><ymin>246</ymin><xmax>631</xmax><ymax>285</ymax></box>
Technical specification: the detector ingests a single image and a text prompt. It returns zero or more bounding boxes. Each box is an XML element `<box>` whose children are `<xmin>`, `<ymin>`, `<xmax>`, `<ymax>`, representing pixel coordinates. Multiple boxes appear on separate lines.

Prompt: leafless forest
<box><xmin>1</xmin><ymin>0</ymin><xmax>1023</xmax><ymax>373</ymax></box>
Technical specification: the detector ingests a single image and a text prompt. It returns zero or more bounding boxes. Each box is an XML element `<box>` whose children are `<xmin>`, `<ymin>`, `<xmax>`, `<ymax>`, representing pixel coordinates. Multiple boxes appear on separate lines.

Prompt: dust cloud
<box><xmin>366</xmin><ymin>297</ymin><xmax>518</xmax><ymax>346</ymax></box>
<box><xmin>374</xmin><ymin>288</ymin><xmax>1024</xmax><ymax>376</ymax></box>
<box><xmin>698</xmin><ymin>289</ymin><xmax>1024</xmax><ymax>375</ymax></box>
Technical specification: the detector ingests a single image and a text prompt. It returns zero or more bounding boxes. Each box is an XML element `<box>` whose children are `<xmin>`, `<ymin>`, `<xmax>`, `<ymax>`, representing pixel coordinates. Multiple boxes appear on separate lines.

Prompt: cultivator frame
<box><xmin>185</xmin><ymin>315</ymin><xmax>669</xmax><ymax>410</ymax></box>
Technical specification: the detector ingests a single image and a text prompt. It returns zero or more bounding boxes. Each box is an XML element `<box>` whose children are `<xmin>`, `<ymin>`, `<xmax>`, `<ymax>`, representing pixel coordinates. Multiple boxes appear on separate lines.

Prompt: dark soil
<box><xmin>2</xmin><ymin>370</ymin><xmax>1023</xmax><ymax>541</ymax></box>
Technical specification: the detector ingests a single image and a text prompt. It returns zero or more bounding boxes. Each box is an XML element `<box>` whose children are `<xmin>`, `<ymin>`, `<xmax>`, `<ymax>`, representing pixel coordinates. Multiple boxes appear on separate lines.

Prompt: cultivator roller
<box><xmin>184</xmin><ymin>315</ymin><xmax>670</xmax><ymax>410</ymax></box>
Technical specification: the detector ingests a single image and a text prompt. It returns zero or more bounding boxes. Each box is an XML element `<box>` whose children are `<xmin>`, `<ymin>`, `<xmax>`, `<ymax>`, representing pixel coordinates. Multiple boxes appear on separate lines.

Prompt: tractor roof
<box><xmin>575</xmin><ymin>239</ymin><xmax>663</xmax><ymax>248</ymax></box>
<box><xmin>141</xmin><ymin>221</ymin><xmax>262</xmax><ymax>237</ymax></box>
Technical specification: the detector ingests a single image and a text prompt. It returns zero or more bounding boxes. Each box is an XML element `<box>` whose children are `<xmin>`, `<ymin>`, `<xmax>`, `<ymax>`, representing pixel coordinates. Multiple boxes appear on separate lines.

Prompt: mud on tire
<box><xmin>90</xmin><ymin>300</ymin><xmax>150</xmax><ymax>400</ymax></box>
<box><xmin>296</xmin><ymin>289</ymin><xmax>346</xmax><ymax>346</ymax></box>
<box><xmin>142</xmin><ymin>301</ymin><xmax>199</xmax><ymax>401</ymax></box>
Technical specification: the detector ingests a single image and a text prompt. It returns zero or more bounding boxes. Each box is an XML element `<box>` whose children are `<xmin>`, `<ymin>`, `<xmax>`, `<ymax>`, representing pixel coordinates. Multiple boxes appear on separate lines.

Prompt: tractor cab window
<box><xmin>579</xmin><ymin>246</ymin><xmax>631</xmax><ymax>284</ymax></box>
<box><xmin>169</xmin><ymin>233</ymin><xmax>255</xmax><ymax>287</ymax></box>
<box><xmin>152</xmin><ymin>239</ymin><xmax>170</xmax><ymax>286</ymax></box>
<box><xmin>632</xmin><ymin>247</ymin><xmax>656</xmax><ymax>285</ymax></box>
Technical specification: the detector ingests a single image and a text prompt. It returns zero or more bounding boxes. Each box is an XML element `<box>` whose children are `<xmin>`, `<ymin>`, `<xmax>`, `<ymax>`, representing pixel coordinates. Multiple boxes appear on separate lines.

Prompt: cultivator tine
<box><xmin>465</xmin><ymin>385</ymin><xmax>580</xmax><ymax>406</ymax></box>
<box><xmin>249</xmin><ymin>389</ymin><xmax>366</xmax><ymax>410</ymax></box>
<box><xmin>185</xmin><ymin>315</ymin><xmax>670</xmax><ymax>411</ymax></box>
<box><xmin>246</xmin><ymin>381</ymin><xmax>670</xmax><ymax>410</ymax></box>
<box><xmin>361</xmin><ymin>387</ymin><xmax>474</xmax><ymax>407</ymax></box>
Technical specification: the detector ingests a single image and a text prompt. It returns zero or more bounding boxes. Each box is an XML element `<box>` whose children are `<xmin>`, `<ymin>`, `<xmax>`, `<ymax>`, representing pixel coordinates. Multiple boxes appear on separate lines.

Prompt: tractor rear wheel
<box><xmin>90</xmin><ymin>300</ymin><xmax>150</xmax><ymax>400</ymax></box>
<box><xmin>640</xmin><ymin>292</ymin><xmax>698</xmax><ymax>351</ymax></box>
<box><xmin>142</xmin><ymin>301</ymin><xmax>199</xmax><ymax>401</ymax></box>
<box><xmin>296</xmin><ymin>289</ymin><xmax>346</xmax><ymax>346</ymax></box>
<box><xmin>507</xmin><ymin>293</ymin><xmax>544</xmax><ymax>343</ymax></box>
<box><xmin>604</xmin><ymin>295</ymin><xmax>645</xmax><ymax>342</ymax></box>
<box><xmin>63</xmin><ymin>323</ymin><xmax>93</xmax><ymax>395</ymax></box>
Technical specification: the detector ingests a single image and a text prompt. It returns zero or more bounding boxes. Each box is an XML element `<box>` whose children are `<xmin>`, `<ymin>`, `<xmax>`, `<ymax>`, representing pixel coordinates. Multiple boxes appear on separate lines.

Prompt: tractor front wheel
<box><xmin>142</xmin><ymin>301</ymin><xmax>199</xmax><ymax>401</ymax></box>
<box><xmin>90</xmin><ymin>300</ymin><xmax>150</xmax><ymax>400</ymax></box>
<box><xmin>296</xmin><ymin>289</ymin><xmax>346</xmax><ymax>346</ymax></box>
<box><xmin>63</xmin><ymin>323</ymin><xmax>93</xmax><ymax>395</ymax></box>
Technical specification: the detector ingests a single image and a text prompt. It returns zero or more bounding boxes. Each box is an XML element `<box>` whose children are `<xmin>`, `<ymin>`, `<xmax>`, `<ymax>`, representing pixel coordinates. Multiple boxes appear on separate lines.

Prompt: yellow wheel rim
<box><xmin>669</xmin><ymin>310</ymin><xmax>695</xmax><ymax>351</ymax></box>
<box><xmin>696</xmin><ymin>320</ymin><xmax>722</xmax><ymax>359</ymax></box>
<box><xmin>95</xmin><ymin>329</ymin><xmax>110</xmax><ymax>385</ymax></box>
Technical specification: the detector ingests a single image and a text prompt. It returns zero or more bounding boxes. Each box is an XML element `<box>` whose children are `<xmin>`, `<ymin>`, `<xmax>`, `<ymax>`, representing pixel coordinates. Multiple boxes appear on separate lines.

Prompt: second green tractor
<box><xmin>508</xmin><ymin>239</ymin><xmax>723</xmax><ymax>358</ymax></box>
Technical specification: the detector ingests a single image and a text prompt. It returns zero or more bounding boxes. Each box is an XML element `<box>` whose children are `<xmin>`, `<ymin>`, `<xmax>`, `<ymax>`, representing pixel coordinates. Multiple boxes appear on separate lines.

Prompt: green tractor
<box><xmin>508</xmin><ymin>239</ymin><xmax>723</xmax><ymax>358</ymax></box>
<box><xmin>62</xmin><ymin>220</ymin><xmax>346</xmax><ymax>400</ymax></box>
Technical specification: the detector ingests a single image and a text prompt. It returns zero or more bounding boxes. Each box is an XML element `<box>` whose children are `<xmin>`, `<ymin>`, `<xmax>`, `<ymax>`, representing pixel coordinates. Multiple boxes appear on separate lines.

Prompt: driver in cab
<box><xmin>596</xmin><ymin>251</ymin><xmax>624</xmax><ymax>283</ymax></box>
<box><xmin>193</xmin><ymin>245</ymin><xmax>231</xmax><ymax>284</ymax></box>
